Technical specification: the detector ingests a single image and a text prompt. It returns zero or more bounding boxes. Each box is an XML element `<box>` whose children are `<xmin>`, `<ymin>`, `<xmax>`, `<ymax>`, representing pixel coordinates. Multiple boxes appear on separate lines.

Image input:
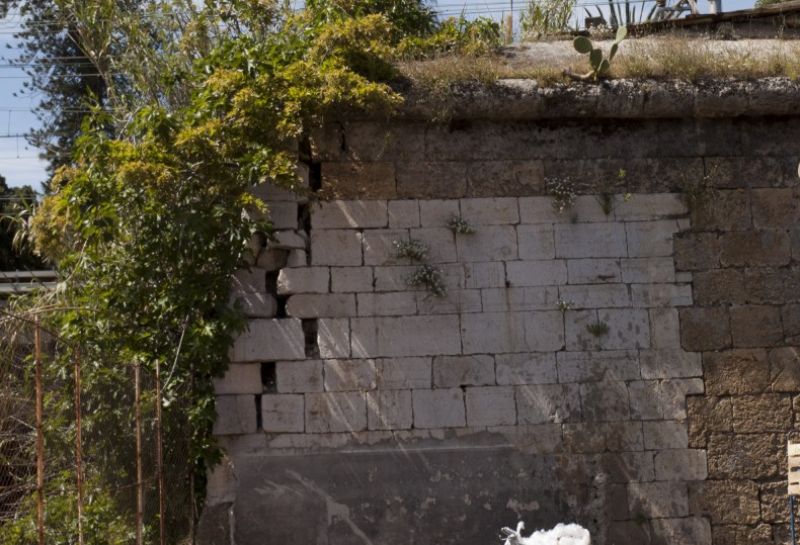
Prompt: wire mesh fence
<box><xmin>0</xmin><ymin>308</ymin><xmax>198</xmax><ymax>545</ymax></box>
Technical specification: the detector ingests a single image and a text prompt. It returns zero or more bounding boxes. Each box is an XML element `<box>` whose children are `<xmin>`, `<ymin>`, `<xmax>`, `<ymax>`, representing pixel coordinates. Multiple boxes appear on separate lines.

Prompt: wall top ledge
<box><xmin>372</xmin><ymin>77</ymin><xmax>800</xmax><ymax>121</ymax></box>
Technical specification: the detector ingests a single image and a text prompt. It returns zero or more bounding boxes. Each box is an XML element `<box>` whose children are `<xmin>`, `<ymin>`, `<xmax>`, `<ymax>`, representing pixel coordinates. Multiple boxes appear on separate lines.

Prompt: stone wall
<box><xmin>200</xmin><ymin>87</ymin><xmax>800</xmax><ymax>545</ymax></box>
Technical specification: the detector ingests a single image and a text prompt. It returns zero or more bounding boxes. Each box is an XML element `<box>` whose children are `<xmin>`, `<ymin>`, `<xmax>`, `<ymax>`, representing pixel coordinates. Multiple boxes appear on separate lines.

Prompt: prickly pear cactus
<box><xmin>571</xmin><ymin>25</ymin><xmax>627</xmax><ymax>81</ymax></box>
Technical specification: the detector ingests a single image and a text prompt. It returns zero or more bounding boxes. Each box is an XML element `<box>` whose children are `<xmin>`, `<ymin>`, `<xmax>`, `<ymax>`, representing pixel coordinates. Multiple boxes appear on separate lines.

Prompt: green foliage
<box><xmin>406</xmin><ymin>264</ymin><xmax>446</xmax><ymax>297</ymax></box>
<box><xmin>572</xmin><ymin>26</ymin><xmax>627</xmax><ymax>80</ymax></box>
<box><xmin>397</xmin><ymin>16</ymin><xmax>501</xmax><ymax>58</ymax></box>
<box><xmin>521</xmin><ymin>0</ymin><xmax>574</xmax><ymax>38</ymax></box>
<box><xmin>393</xmin><ymin>238</ymin><xmax>429</xmax><ymax>261</ymax></box>
<box><xmin>546</xmin><ymin>176</ymin><xmax>576</xmax><ymax>214</ymax></box>
<box><xmin>0</xmin><ymin>175</ymin><xmax>45</xmax><ymax>270</ymax></box>
<box><xmin>586</xmin><ymin>321</ymin><xmax>610</xmax><ymax>337</ymax></box>
<box><xmin>446</xmin><ymin>214</ymin><xmax>475</xmax><ymax>235</ymax></box>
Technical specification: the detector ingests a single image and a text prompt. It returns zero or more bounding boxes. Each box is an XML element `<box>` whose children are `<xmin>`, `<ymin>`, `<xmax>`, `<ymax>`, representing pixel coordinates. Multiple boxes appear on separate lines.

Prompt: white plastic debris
<box><xmin>500</xmin><ymin>521</ymin><xmax>590</xmax><ymax>545</ymax></box>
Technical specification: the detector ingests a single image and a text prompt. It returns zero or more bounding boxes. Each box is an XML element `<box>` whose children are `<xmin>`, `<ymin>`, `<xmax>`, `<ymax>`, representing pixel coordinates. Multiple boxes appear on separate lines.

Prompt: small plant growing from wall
<box><xmin>586</xmin><ymin>320</ymin><xmax>610</xmax><ymax>337</ymax></box>
<box><xmin>598</xmin><ymin>193</ymin><xmax>614</xmax><ymax>216</ymax></box>
<box><xmin>447</xmin><ymin>214</ymin><xmax>475</xmax><ymax>235</ymax></box>
<box><xmin>393</xmin><ymin>238</ymin><xmax>429</xmax><ymax>262</ymax></box>
<box><xmin>569</xmin><ymin>26</ymin><xmax>627</xmax><ymax>81</ymax></box>
<box><xmin>546</xmin><ymin>177</ymin><xmax>576</xmax><ymax>214</ymax></box>
<box><xmin>406</xmin><ymin>264</ymin><xmax>447</xmax><ymax>297</ymax></box>
<box><xmin>557</xmin><ymin>299</ymin><xmax>574</xmax><ymax>313</ymax></box>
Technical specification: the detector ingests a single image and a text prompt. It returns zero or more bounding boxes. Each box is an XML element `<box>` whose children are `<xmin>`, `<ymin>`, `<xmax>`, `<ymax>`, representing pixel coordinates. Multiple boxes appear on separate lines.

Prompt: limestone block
<box><xmin>214</xmin><ymin>364</ymin><xmax>262</xmax><ymax>395</ymax></box>
<box><xmin>580</xmin><ymin>380</ymin><xmax>630</xmax><ymax>421</ymax></box>
<box><xmin>703</xmin><ymin>349</ymin><xmax>769</xmax><ymax>396</ymax></box>
<box><xmin>627</xmin><ymin>481</ymin><xmax>689</xmax><ymax>518</ymax></box>
<box><xmin>331</xmin><ymin>267</ymin><xmax>373</xmax><ymax>293</ymax></box>
<box><xmin>409</xmin><ymin>227</ymin><xmax>457</xmax><ymax>263</ymax></box>
<box><xmin>323</xmin><ymin>359</ymin><xmax>377</xmax><ymax>391</ymax></box>
<box><xmin>419</xmin><ymin>199</ymin><xmax>460</xmax><ymax>228</ymax></box>
<box><xmin>286</xmin><ymin>249</ymin><xmax>308</xmax><ymax>267</ymax></box>
<box><xmin>729</xmin><ymin>305</ymin><xmax>783</xmax><ymax>347</ymax></box>
<box><xmin>554</xmin><ymin>223</ymin><xmax>627</xmax><ymax>258</ymax></box>
<box><xmin>654</xmin><ymin>449</ymin><xmax>708</xmax><ymax>481</ymax></box>
<box><xmin>285</xmin><ymin>294</ymin><xmax>356</xmax><ymax>318</ymax></box>
<box><xmin>613</xmin><ymin>193</ymin><xmax>687</xmax><ymax>221</ymax></box>
<box><xmin>351</xmin><ymin>315</ymin><xmax>462</xmax><ymax>357</ymax></box>
<box><xmin>559</xmin><ymin>284</ymin><xmax>630</xmax><ymax>309</ymax></box>
<box><xmin>457</xmin><ymin>225</ymin><xmax>518</xmax><ymax>261</ymax></box>
<box><xmin>720</xmin><ymin>230</ymin><xmax>791</xmax><ymax>267</ymax></box>
<box><xmin>679</xmin><ymin>307</ymin><xmax>730</xmax><ymax>352</ymax></box>
<box><xmin>517</xmin><ymin>225</ymin><xmax>555</xmax><ymax>260</ymax></box>
<box><xmin>562</xmin><ymin>422</ymin><xmax>643</xmax><ymax>453</ymax></box>
<box><xmin>277</xmin><ymin>267</ymin><xmax>329</xmax><ymax>295</ymax></box>
<box><xmin>276</xmin><ymin>360</ymin><xmax>323</xmax><ymax>393</ymax></box>
<box><xmin>620</xmin><ymin>257</ymin><xmax>676</xmax><ymax>283</ymax></box>
<box><xmin>261</xmin><ymin>394</ymin><xmax>304</xmax><ymax>433</ymax></box>
<box><xmin>357</xmin><ymin>292</ymin><xmax>417</xmax><ymax>316</ymax></box>
<box><xmin>231</xmin><ymin>319</ymin><xmax>305</xmax><ymax>362</ymax></box>
<box><xmin>362</xmin><ymin>229</ymin><xmax>409</xmax><ymax>266</ymax></box>
<box><xmin>412</xmin><ymin>388</ymin><xmax>466</xmax><ymax>429</ymax></box>
<box><xmin>688</xmin><ymin>480</ymin><xmax>760</xmax><ymax>524</ymax></box>
<box><xmin>461</xmin><ymin>311</ymin><xmax>564</xmax><ymax>353</ymax></box>
<box><xmin>631</xmin><ymin>284</ymin><xmax>692</xmax><ymax>308</ymax></box>
<box><xmin>388</xmin><ymin>200</ymin><xmax>420</xmax><ymax>228</ymax></box>
<box><xmin>564</xmin><ymin>310</ymin><xmax>603</xmax><ymax>351</ymax></box>
<box><xmin>643</xmin><ymin>421</ymin><xmax>689</xmax><ymax>450</ymax></box>
<box><xmin>625</xmin><ymin>220</ymin><xmax>680</xmax><ymax>258</ymax></box>
<box><xmin>628</xmin><ymin>380</ymin><xmax>664</xmax><ymax>420</ymax></box>
<box><xmin>569</xmin><ymin>196</ymin><xmax>612</xmax><ymax>223</ymax></box>
<box><xmin>321</xmin><ymin>162</ymin><xmax>397</xmax><ymax>199</ymax></box>
<box><xmin>556</xmin><ymin>351</ymin><xmax>639</xmax><ymax>383</ymax></box>
<box><xmin>598</xmin><ymin>451</ymin><xmax>656</xmax><ymax>483</ymax></box>
<box><xmin>459</xmin><ymin>197</ymin><xmax>519</xmax><ymax>225</ymax></box>
<box><xmin>305</xmin><ymin>392</ymin><xmax>367</xmax><ymax>433</ymax></box>
<box><xmin>310</xmin><ymin>230</ymin><xmax>363</xmax><ymax>266</ymax></box>
<box><xmin>707</xmin><ymin>433</ymin><xmax>784</xmax><ymax>480</ymax></box>
<box><xmin>649</xmin><ymin>518</ymin><xmax>711</xmax><ymax>545</ymax></box>
<box><xmin>489</xmin><ymin>423</ymin><xmax>562</xmax><ymax>454</ymax></box>
<box><xmin>743</xmin><ymin>268</ymin><xmax>800</xmax><ymax>305</ymax></box>
<box><xmin>433</xmin><ymin>355</ymin><xmax>495</xmax><ymax>387</ymax></box>
<box><xmin>465</xmin><ymin>160</ymin><xmax>544</xmax><ymax>198</ymax></box>
<box><xmin>686</xmin><ymin>397</ymin><xmax>732</xmax><ymax>448</ymax></box>
<box><xmin>768</xmin><ymin>346</ymin><xmax>800</xmax><ymax>391</ymax></box>
<box><xmin>415</xmin><ymin>289</ymin><xmax>482</xmax><ymax>315</ymax></box>
<box><xmin>515</xmin><ymin>384</ymin><xmax>581</xmax><ymax>424</ymax></box>
<box><xmin>213</xmin><ymin>395</ymin><xmax>257</xmax><ymax>435</ymax></box>
<box><xmin>639</xmin><ymin>349</ymin><xmax>702</xmax><ymax>379</ymax></box>
<box><xmin>376</xmin><ymin>358</ymin><xmax>432</xmax><ymax>389</ymax></box>
<box><xmin>731</xmin><ymin>394</ymin><xmax>792</xmax><ymax>432</ymax></box>
<box><xmin>505</xmin><ymin>259</ymin><xmax>567</xmax><ymax>287</ymax></box>
<box><xmin>266</xmin><ymin>202</ymin><xmax>299</xmax><ymax>230</ymax></box>
<box><xmin>232</xmin><ymin>268</ymin><xmax>266</xmax><ymax>293</ymax></box>
<box><xmin>396</xmin><ymin>161</ymin><xmax>467</xmax><ymax>199</ymax></box>
<box><xmin>270</xmin><ymin>230</ymin><xmax>307</xmax><ymax>250</ymax></box>
<box><xmin>231</xmin><ymin>292</ymin><xmax>278</xmax><ymax>318</ymax></box>
<box><xmin>318</xmin><ymin>318</ymin><xmax>350</xmax><ymax>358</ymax></box>
<box><xmin>598</xmin><ymin>309</ymin><xmax>651</xmax><ymax>350</ymax></box>
<box><xmin>495</xmin><ymin>353</ymin><xmax>558</xmax><ymax>385</ymax></box>
<box><xmin>205</xmin><ymin>457</ymin><xmax>236</xmax><ymax>506</ymax></box>
<box><xmin>310</xmin><ymin>200</ymin><xmax>388</xmax><ymax>229</ymax></box>
<box><xmin>367</xmin><ymin>390</ymin><xmax>413</xmax><ymax>430</ymax></box>
<box><xmin>673</xmin><ymin>233</ymin><xmax>720</xmax><ymax>271</ymax></box>
<box><xmin>648</xmin><ymin>308</ymin><xmax>680</xmax><ymax>348</ymax></box>
<box><xmin>518</xmin><ymin>197</ymin><xmax>567</xmax><ymax>224</ymax></box>
<box><xmin>751</xmin><ymin>188</ymin><xmax>799</xmax><ymax>229</ymax></box>
<box><xmin>256</xmin><ymin>248</ymin><xmax>289</xmax><ymax>271</ymax></box>
<box><xmin>250</xmin><ymin>178</ymin><xmax>305</xmax><ymax>203</ymax></box>
<box><xmin>373</xmin><ymin>265</ymin><xmax>417</xmax><ymax>291</ymax></box>
<box><xmin>481</xmin><ymin>286</ymin><xmax>559</xmax><ymax>312</ymax></box>
<box><xmin>465</xmin><ymin>386</ymin><xmax>516</xmax><ymax>427</ymax></box>
<box><xmin>566</xmin><ymin>259</ymin><xmax>621</xmax><ymax>284</ymax></box>
<box><xmin>464</xmin><ymin>262</ymin><xmax>506</xmax><ymax>289</ymax></box>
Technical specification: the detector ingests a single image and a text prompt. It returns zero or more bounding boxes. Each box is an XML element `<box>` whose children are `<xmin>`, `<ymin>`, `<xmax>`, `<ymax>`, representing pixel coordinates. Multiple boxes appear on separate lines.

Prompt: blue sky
<box><xmin>0</xmin><ymin>0</ymin><xmax>756</xmax><ymax>190</ymax></box>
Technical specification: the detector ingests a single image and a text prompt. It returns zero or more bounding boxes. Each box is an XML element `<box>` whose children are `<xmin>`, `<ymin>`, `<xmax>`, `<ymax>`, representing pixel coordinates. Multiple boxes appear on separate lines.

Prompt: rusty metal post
<box><xmin>34</xmin><ymin>317</ymin><xmax>44</xmax><ymax>545</ymax></box>
<box><xmin>155</xmin><ymin>360</ymin><xmax>166</xmax><ymax>545</ymax></box>
<box><xmin>74</xmin><ymin>350</ymin><xmax>84</xmax><ymax>545</ymax></box>
<box><xmin>134</xmin><ymin>362</ymin><xmax>144</xmax><ymax>545</ymax></box>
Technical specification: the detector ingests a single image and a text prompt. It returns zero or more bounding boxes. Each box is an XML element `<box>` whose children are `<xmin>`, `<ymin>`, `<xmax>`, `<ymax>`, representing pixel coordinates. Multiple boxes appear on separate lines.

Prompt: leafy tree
<box><xmin>0</xmin><ymin>174</ymin><xmax>44</xmax><ymax>270</ymax></box>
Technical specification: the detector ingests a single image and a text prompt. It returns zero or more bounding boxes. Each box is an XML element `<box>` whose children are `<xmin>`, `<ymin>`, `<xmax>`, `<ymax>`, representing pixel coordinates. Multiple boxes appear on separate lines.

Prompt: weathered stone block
<box><xmin>505</xmin><ymin>259</ymin><xmax>567</xmax><ymax>286</ymax></box>
<box><xmin>554</xmin><ymin>223</ymin><xmax>627</xmax><ymax>258</ymax></box>
<box><xmin>688</xmin><ymin>480</ymin><xmax>760</xmax><ymax>524</ymax></box>
<box><xmin>649</xmin><ymin>518</ymin><xmax>711</xmax><ymax>545</ymax></box>
<box><xmin>276</xmin><ymin>360</ymin><xmax>323</xmax><ymax>393</ymax></box>
<box><xmin>361</xmin><ymin>229</ymin><xmax>409</xmax><ymax>266</ymax></box>
<box><xmin>255</xmin><ymin>248</ymin><xmax>288</xmax><ymax>271</ymax></box>
<box><xmin>376</xmin><ymin>358</ymin><xmax>431</xmax><ymax>389</ymax></box>
<box><xmin>366</xmin><ymin>390</ymin><xmax>412</xmax><ymax>430</ymax></box>
<box><xmin>744</xmin><ymin>267</ymin><xmax>800</xmax><ymax>305</ymax></box>
<box><xmin>614</xmin><ymin>193</ymin><xmax>687</xmax><ymax>221</ymax></box>
<box><xmin>457</xmin><ymin>225</ymin><xmax>518</xmax><ymax>261</ymax></box>
<box><xmin>323</xmin><ymin>359</ymin><xmax>377</xmax><ymax>392</ymax></box>
<box><xmin>310</xmin><ymin>230</ymin><xmax>363</xmax><ymax>266</ymax></box>
<box><xmin>265</xmin><ymin>202</ymin><xmax>299</xmax><ymax>230</ymax></box>
<box><xmin>620</xmin><ymin>257</ymin><xmax>675</xmax><ymax>283</ymax></box>
<box><xmin>419</xmin><ymin>199</ymin><xmax>460</xmax><ymax>228</ymax></box>
<box><xmin>560</xmin><ymin>284</ymin><xmax>630</xmax><ymax>308</ymax></box>
<box><xmin>720</xmin><ymin>230</ymin><xmax>791</xmax><ymax>267</ymax></box>
<box><xmin>580</xmin><ymin>380</ymin><xmax>630</xmax><ymax>421</ymax></box>
<box><xmin>415</xmin><ymin>289</ymin><xmax>482</xmax><ymax>314</ymax></box>
<box><xmin>496</xmin><ymin>353</ymin><xmax>558</xmax><ymax>385</ymax></box>
<box><xmin>556</xmin><ymin>350</ymin><xmax>639</xmax><ymax>383</ymax></box>
<box><xmin>269</xmin><ymin>230</ymin><xmax>307</xmax><ymax>250</ymax></box>
<box><xmin>396</xmin><ymin>161</ymin><xmax>467</xmax><ymax>199</ymax></box>
<box><xmin>751</xmin><ymin>188</ymin><xmax>799</xmax><ymax>229</ymax></box>
<box><xmin>686</xmin><ymin>396</ymin><xmax>732</xmax><ymax>448</ymax></box>
<box><xmin>516</xmin><ymin>384</ymin><xmax>581</xmax><ymax>424</ymax></box>
<box><xmin>649</xmin><ymin>308</ymin><xmax>680</xmax><ymax>348</ymax></box>
<box><xmin>563</xmin><ymin>422</ymin><xmax>643</xmax><ymax>453</ymax></box>
<box><xmin>731</xmin><ymin>394</ymin><xmax>792</xmax><ymax>432</ymax></box>
<box><xmin>481</xmin><ymin>286</ymin><xmax>559</xmax><ymax>312</ymax></box>
<box><xmin>769</xmin><ymin>347</ymin><xmax>800</xmax><ymax>391</ymax></box>
<box><xmin>231</xmin><ymin>319</ymin><xmax>306</xmax><ymax>362</ymax></box>
<box><xmin>465</xmin><ymin>386</ymin><xmax>516</xmax><ymax>426</ymax></box>
<box><xmin>330</xmin><ymin>267</ymin><xmax>372</xmax><ymax>293</ymax></box>
<box><xmin>318</xmin><ymin>318</ymin><xmax>350</xmax><ymax>358</ymax></box>
<box><xmin>277</xmin><ymin>267</ymin><xmax>329</xmax><ymax>295</ymax></box>
<box><xmin>692</xmin><ymin>269</ymin><xmax>746</xmax><ymax>306</ymax></box>
<box><xmin>729</xmin><ymin>305</ymin><xmax>783</xmax><ymax>347</ymax></box>
<box><xmin>679</xmin><ymin>307</ymin><xmax>730</xmax><ymax>351</ymax></box>
<box><xmin>214</xmin><ymin>364</ymin><xmax>262</xmax><ymax>395</ymax></box>
<box><xmin>598</xmin><ymin>309</ymin><xmax>651</xmax><ymax>350</ymax></box>
<box><xmin>463</xmin><ymin>262</ymin><xmax>506</xmax><ymax>288</ymax></box>
<box><xmin>567</xmin><ymin>258</ymin><xmax>621</xmax><ymax>284</ymax></box>
<box><xmin>387</xmin><ymin>200</ymin><xmax>420</xmax><ymax>228</ymax></box>
<box><xmin>321</xmin><ymin>162</ymin><xmax>396</xmax><ymax>199</ymax></box>
<box><xmin>689</xmin><ymin>189</ymin><xmax>751</xmax><ymax>232</ymax></box>
<box><xmin>351</xmin><ymin>315</ymin><xmax>461</xmax><ymax>357</ymax></box>
<box><xmin>760</xmin><ymin>481</ymin><xmax>789</xmax><ymax>523</ymax></box>
<box><xmin>412</xmin><ymin>388</ymin><xmax>466</xmax><ymax>429</ymax></box>
<box><xmin>461</xmin><ymin>311</ymin><xmax>564</xmax><ymax>353</ymax></box>
<box><xmin>232</xmin><ymin>268</ymin><xmax>266</xmax><ymax>293</ymax></box>
<box><xmin>410</xmin><ymin>227</ymin><xmax>458</xmax><ymax>263</ymax></box>
<box><xmin>311</xmin><ymin>200</ymin><xmax>388</xmax><ymax>229</ymax></box>
<box><xmin>643</xmin><ymin>420</ymin><xmax>689</xmax><ymax>450</ymax></box>
<box><xmin>356</xmin><ymin>292</ymin><xmax>417</xmax><ymax>316</ymax></box>
<box><xmin>214</xmin><ymin>395</ymin><xmax>257</xmax><ymax>435</ymax></box>
<box><xmin>466</xmin><ymin>161</ymin><xmax>545</xmax><ymax>197</ymax></box>
<box><xmin>673</xmin><ymin>232</ymin><xmax>720</xmax><ymax>271</ymax></box>
<box><xmin>261</xmin><ymin>394</ymin><xmax>304</xmax><ymax>433</ymax></box>
<box><xmin>285</xmin><ymin>293</ymin><xmax>356</xmax><ymax>318</ymax></box>
<box><xmin>305</xmin><ymin>392</ymin><xmax>367</xmax><ymax>433</ymax></box>
<box><xmin>640</xmin><ymin>349</ymin><xmax>702</xmax><ymax>379</ymax></box>
<box><xmin>231</xmin><ymin>292</ymin><xmax>278</xmax><ymax>318</ymax></box>
<box><xmin>707</xmin><ymin>433</ymin><xmax>783</xmax><ymax>479</ymax></box>
<box><xmin>433</xmin><ymin>355</ymin><xmax>495</xmax><ymax>387</ymax></box>
<box><xmin>459</xmin><ymin>197</ymin><xmax>519</xmax><ymax>225</ymax></box>
<box><xmin>631</xmin><ymin>283</ymin><xmax>692</xmax><ymax>308</ymax></box>
<box><xmin>784</xmin><ymin>304</ymin><xmax>800</xmax><ymax>343</ymax></box>
<box><xmin>626</xmin><ymin>220</ymin><xmax>681</xmax><ymax>258</ymax></box>
<box><xmin>627</xmin><ymin>482</ymin><xmax>689</xmax><ymax>518</ymax></box>
<box><xmin>703</xmin><ymin>349</ymin><xmax>769</xmax><ymax>395</ymax></box>
<box><xmin>654</xmin><ymin>449</ymin><xmax>707</xmax><ymax>481</ymax></box>
<box><xmin>711</xmin><ymin>523</ymin><xmax>774</xmax><ymax>545</ymax></box>
<box><xmin>518</xmin><ymin>196</ymin><xmax>565</xmax><ymax>223</ymax></box>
